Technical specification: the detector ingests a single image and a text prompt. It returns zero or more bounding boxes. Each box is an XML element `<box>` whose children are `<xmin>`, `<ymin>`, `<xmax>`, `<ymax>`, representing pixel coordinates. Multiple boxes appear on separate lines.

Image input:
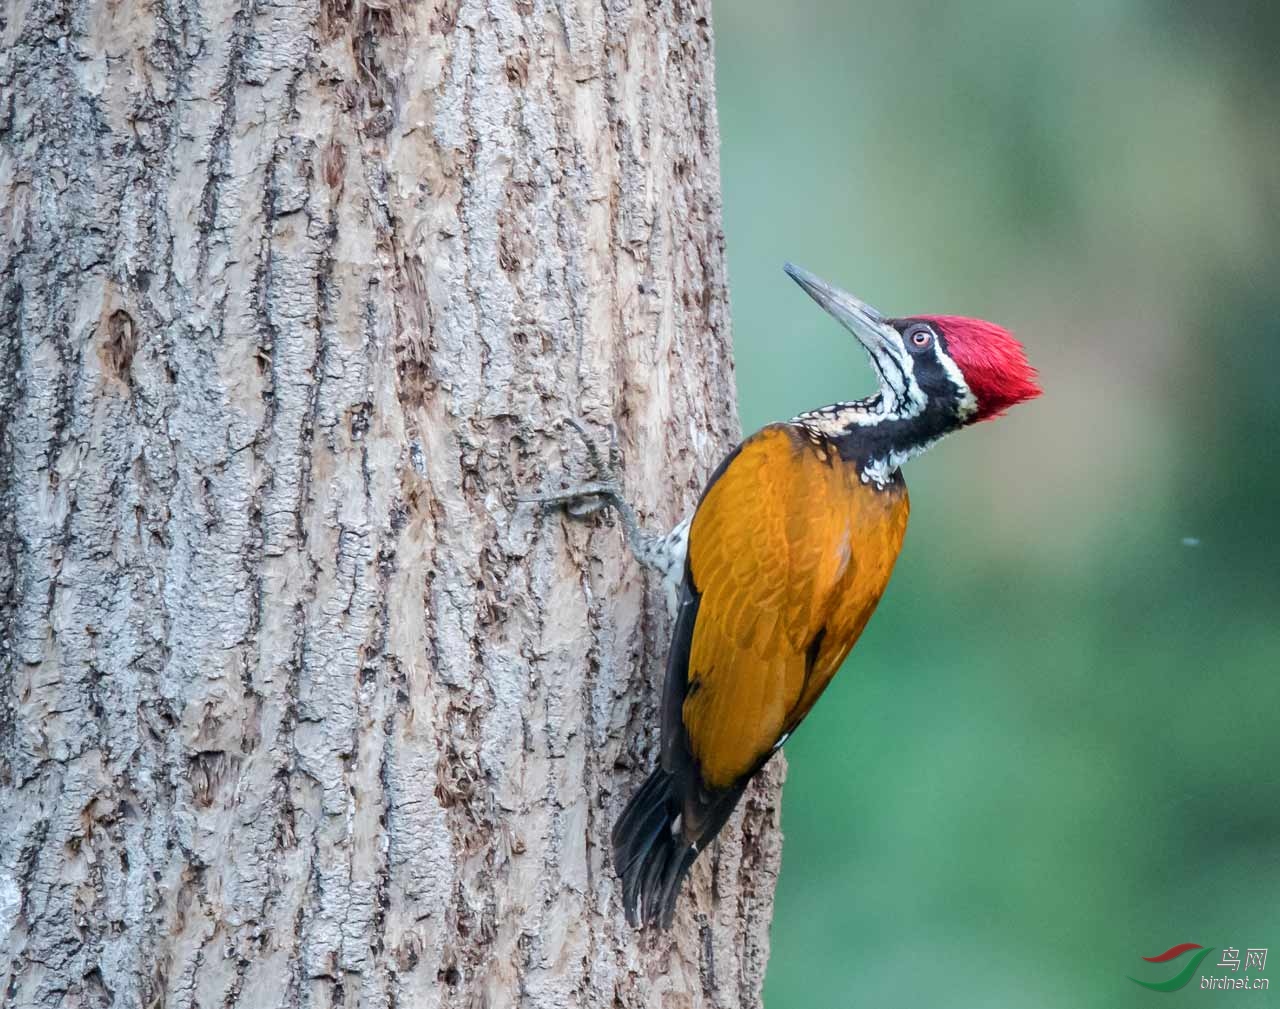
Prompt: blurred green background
<box><xmin>712</xmin><ymin>1</ymin><xmax>1280</xmax><ymax>1005</ymax></box>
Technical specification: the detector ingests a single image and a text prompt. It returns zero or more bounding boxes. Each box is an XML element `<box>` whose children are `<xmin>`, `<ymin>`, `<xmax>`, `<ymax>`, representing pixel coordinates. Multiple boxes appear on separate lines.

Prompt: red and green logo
<box><xmin>1128</xmin><ymin>943</ymin><xmax>1214</xmax><ymax>992</ymax></box>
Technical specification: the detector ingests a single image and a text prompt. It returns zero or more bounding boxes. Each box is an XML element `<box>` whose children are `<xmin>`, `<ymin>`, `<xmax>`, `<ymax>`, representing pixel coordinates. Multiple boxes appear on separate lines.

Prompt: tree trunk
<box><xmin>0</xmin><ymin>0</ymin><xmax>783</xmax><ymax>1005</ymax></box>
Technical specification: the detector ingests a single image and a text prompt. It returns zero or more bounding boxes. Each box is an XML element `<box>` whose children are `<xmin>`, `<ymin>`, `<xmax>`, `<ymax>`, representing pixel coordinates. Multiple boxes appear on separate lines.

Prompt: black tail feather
<box><xmin>611</xmin><ymin>767</ymin><xmax>697</xmax><ymax>929</ymax></box>
<box><xmin>612</xmin><ymin>764</ymin><xmax>752</xmax><ymax>929</ymax></box>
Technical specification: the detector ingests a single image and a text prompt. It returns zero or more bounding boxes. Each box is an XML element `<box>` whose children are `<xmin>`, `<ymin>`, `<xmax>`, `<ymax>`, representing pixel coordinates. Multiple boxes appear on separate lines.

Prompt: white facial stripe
<box><xmin>933</xmin><ymin>341</ymin><xmax>978</xmax><ymax>420</ymax></box>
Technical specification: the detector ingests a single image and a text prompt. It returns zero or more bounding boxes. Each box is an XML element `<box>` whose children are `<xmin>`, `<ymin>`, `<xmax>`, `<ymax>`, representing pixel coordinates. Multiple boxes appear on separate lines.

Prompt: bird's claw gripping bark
<box><xmin>519</xmin><ymin>419</ymin><xmax>676</xmax><ymax>576</ymax></box>
<box><xmin>518</xmin><ymin>480</ymin><xmax>622</xmax><ymax>517</ymax></box>
<box><xmin>517</xmin><ymin>418</ymin><xmax>627</xmax><ymax>518</ymax></box>
<box><xmin>520</xmin><ymin>419</ymin><xmax>690</xmax><ymax>586</ymax></box>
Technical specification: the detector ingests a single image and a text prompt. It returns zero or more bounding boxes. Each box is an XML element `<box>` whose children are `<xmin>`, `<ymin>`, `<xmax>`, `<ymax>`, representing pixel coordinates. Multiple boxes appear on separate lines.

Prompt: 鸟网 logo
<box><xmin>1128</xmin><ymin>943</ymin><xmax>1213</xmax><ymax>992</ymax></box>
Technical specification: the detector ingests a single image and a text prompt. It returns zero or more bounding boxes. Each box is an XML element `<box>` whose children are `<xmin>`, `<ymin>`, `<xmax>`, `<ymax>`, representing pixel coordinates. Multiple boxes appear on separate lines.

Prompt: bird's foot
<box><xmin>519</xmin><ymin>479</ymin><xmax>621</xmax><ymax>518</ymax></box>
<box><xmin>521</xmin><ymin>419</ymin><xmax>685</xmax><ymax>585</ymax></box>
<box><xmin>517</xmin><ymin>418</ymin><xmax>626</xmax><ymax>518</ymax></box>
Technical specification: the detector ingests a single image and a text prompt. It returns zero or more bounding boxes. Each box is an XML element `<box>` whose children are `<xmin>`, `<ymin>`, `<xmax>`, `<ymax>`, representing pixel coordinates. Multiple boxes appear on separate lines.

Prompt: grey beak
<box><xmin>783</xmin><ymin>262</ymin><xmax>893</xmax><ymax>352</ymax></box>
<box><xmin>784</xmin><ymin>261</ymin><xmax>917</xmax><ymax>410</ymax></box>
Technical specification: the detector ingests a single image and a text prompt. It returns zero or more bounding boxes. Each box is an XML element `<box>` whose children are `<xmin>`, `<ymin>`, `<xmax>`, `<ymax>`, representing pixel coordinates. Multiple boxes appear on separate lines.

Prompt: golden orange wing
<box><xmin>680</xmin><ymin>424</ymin><xmax>910</xmax><ymax>789</ymax></box>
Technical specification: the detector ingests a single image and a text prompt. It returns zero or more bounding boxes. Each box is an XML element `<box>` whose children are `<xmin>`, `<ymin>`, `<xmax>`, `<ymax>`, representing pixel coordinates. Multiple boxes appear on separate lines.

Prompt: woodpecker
<box><xmin>527</xmin><ymin>263</ymin><xmax>1041</xmax><ymax>929</ymax></box>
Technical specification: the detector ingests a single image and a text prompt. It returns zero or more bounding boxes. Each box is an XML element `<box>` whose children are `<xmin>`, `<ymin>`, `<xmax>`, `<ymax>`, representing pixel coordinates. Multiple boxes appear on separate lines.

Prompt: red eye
<box><xmin>910</xmin><ymin>329</ymin><xmax>932</xmax><ymax>347</ymax></box>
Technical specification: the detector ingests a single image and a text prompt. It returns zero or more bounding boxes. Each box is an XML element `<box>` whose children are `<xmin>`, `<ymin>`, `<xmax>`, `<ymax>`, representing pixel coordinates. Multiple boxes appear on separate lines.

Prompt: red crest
<box><xmin>917</xmin><ymin>315</ymin><xmax>1042</xmax><ymax>421</ymax></box>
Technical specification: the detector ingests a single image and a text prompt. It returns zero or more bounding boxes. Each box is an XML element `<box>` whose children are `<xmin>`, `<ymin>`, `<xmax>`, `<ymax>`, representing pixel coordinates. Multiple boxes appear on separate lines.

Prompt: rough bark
<box><xmin>0</xmin><ymin>0</ymin><xmax>783</xmax><ymax>1006</ymax></box>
